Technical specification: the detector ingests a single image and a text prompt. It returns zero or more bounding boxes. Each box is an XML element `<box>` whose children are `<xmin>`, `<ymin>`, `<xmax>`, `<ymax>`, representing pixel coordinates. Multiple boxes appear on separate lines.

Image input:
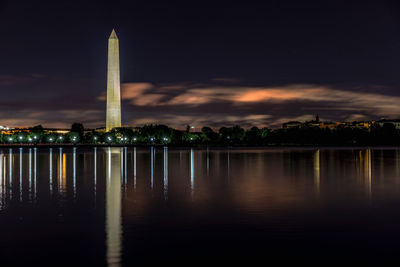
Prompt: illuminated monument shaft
<box><xmin>106</xmin><ymin>29</ymin><xmax>121</xmax><ymax>132</ymax></box>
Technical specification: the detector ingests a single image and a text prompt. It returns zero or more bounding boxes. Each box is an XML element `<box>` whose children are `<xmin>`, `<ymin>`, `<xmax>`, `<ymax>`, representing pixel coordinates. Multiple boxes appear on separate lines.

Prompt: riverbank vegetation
<box><xmin>1</xmin><ymin>123</ymin><xmax>400</xmax><ymax>146</ymax></box>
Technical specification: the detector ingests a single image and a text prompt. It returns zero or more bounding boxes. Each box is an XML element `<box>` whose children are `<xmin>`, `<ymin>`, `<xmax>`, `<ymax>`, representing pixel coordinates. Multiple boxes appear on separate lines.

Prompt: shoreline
<box><xmin>0</xmin><ymin>143</ymin><xmax>399</xmax><ymax>150</ymax></box>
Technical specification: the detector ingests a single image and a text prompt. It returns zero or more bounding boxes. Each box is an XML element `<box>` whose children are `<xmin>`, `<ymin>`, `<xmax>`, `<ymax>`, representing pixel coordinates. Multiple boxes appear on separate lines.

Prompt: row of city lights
<box><xmin>6</xmin><ymin>135</ymin><xmax>173</xmax><ymax>143</ymax></box>
<box><xmin>10</xmin><ymin>135</ymin><xmax>66</xmax><ymax>143</ymax></box>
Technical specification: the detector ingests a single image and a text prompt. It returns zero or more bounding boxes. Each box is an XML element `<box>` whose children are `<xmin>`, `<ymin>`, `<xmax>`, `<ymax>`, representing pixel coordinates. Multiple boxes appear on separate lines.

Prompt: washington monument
<box><xmin>106</xmin><ymin>29</ymin><xmax>121</xmax><ymax>131</ymax></box>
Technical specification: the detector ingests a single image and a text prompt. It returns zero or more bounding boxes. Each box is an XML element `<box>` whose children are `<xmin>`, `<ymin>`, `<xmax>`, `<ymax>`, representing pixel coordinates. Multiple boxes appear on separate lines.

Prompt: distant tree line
<box><xmin>1</xmin><ymin>122</ymin><xmax>400</xmax><ymax>146</ymax></box>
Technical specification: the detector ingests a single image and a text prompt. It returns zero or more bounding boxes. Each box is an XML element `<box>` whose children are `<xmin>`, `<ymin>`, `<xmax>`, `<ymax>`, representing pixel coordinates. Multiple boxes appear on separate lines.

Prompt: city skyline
<box><xmin>1</xmin><ymin>0</ymin><xmax>400</xmax><ymax>128</ymax></box>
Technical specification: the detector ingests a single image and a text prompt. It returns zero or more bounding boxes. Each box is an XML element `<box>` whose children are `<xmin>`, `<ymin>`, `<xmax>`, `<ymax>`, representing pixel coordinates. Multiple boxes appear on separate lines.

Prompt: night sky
<box><xmin>1</xmin><ymin>0</ymin><xmax>400</xmax><ymax>129</ymax></box>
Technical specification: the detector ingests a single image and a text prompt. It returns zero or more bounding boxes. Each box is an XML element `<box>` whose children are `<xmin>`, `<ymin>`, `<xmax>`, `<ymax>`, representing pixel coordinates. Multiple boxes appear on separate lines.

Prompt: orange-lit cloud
<box><xmin>96</xmin><ymin>82</ymin><xmax>154</xmax><ymax>101</ymax></box>
<box><xmin>113</xmin><ymin>81</ymin><xmax>400</xmax><ymax>128</ymax></box>
<box><xmin>114</xmin><ymin>82</ymin><xmax>400</xmax><ymax>117</ymax></box>
<box><xmin>130</xmin><ymin>94</ymin><xmax>165</xmax><ymax>106</ymax></box>
<box><xmin>121</xmin><ymin>83</ymin><xmax>154</xmax><ymax>100</ymax></box>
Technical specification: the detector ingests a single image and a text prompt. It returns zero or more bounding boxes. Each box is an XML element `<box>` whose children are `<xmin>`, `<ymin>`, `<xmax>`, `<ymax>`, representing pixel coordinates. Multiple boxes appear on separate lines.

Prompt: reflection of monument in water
<box><xmin>106</xmin><ymin>29</ymin><xmax>121</xmax><ymax>132</ymax></box>
<box><xmin>106</xmin><ymin>147</ymin><xmax>122</xmax><ymax>266</ymax></box>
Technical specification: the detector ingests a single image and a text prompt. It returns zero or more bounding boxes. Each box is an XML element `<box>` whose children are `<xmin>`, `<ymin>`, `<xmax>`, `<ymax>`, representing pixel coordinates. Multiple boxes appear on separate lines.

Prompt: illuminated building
<box><xmin>106</xmin><ymin>29</ymin><xmax>122</xmax><ymax>132</ymax></box>
<box><xmin>351</xmin><ymin>121</ymin><xmax>373</xmax><ymax>129</ymax></box>
<box><xmin>319</xmin><ymin>122</ymin><xmax>340</xmax><ymax>129</ymax></box>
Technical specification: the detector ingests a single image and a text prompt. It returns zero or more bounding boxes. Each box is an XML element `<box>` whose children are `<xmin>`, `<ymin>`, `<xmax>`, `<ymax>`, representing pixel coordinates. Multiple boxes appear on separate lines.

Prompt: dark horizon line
<box><xmin>2</xmin><ymin>117</ymin><xmax>400</xmax><ymax>131</ymax></box>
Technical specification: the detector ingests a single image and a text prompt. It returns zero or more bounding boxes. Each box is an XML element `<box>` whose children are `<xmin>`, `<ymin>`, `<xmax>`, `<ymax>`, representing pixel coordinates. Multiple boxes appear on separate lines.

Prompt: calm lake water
<box><xmin>0</xmin><ymin>147</ymin><xmax>400</xmax><ymax>265</ymax></box>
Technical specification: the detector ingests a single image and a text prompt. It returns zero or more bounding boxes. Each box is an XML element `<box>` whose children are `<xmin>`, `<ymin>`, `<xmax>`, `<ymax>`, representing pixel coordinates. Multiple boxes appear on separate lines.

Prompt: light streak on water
<box><xmin>163</xmin><ymin>146</ymin><xmax>168</xmax><ymax>200</ymax></box>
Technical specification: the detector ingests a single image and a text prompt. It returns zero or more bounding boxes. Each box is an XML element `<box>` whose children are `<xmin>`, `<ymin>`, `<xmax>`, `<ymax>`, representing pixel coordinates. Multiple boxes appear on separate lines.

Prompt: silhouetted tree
<box><xmin>30</xmin><ymin>125</ymin><xmax>44</xmax><ymax>134</ymax></box>
<box><xmin>231</xmin><ymin>125</ymin><xmax>245</xmax><ymax>143</ymax></box>
<box><xmin>71</xmin><ymin>123</ymin><xmax>84</xmax><ymax>138</ymax></box>
<box><xmin>245</xmin><ymin>127</ymin><xmax>261</xmax><ymax>145</ymax></box>
<box><xmin>201</xmin><ymin>127</ymin><xmax>219</xmax><ymax>144</ymax></box>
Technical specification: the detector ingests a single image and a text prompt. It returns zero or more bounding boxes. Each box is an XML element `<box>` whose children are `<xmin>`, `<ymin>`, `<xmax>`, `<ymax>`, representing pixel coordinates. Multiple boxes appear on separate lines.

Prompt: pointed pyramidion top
<box><xmin>109</xmin><ymin>29</ymin><xmax>118</xmax><ymax>39</ymax></box>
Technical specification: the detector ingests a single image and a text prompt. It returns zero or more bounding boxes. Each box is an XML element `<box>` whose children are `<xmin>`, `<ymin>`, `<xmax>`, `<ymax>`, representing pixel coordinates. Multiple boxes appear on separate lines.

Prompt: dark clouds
<box><xmin>116</xmin><ymin>81</ymin><xmax>400</xmax><ymax>128</ymax></box>
<box><xmin>0</xmin><ymin>73</ymin><xmax>399</xmax><ymax>128</ymax></box>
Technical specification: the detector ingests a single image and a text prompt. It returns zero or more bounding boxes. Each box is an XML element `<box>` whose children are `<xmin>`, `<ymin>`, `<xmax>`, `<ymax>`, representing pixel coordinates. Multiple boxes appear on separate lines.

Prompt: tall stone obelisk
<box><xmin>106</xmin><ymin>29</ymin><xmax>121</xmax><ymax>132</ymax></box>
